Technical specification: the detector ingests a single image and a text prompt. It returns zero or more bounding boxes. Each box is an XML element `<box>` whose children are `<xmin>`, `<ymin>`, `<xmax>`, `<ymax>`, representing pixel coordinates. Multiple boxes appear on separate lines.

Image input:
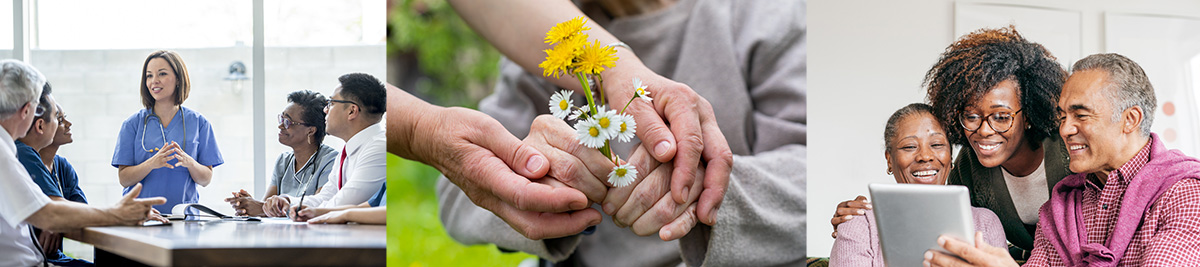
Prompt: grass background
<box><xmin>386</xmin><ymin>154</ymin><xmax>536</xmax><ymax>266</ymax></box>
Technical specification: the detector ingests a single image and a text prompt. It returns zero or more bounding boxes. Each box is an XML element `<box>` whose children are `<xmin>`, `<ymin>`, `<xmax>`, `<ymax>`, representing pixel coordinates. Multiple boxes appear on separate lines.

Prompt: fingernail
<box><xmin>865</xmin><ymin>204</ymin><xmax>873</xmax><ymax>209</ymax></box>
<box><xmin>526</xmin><ymin>155</ymin><xmax>545</xmax><ymax>173</ymax></box>
<box><xmin>662</xmin><ymin>229</ymin><xmax>672</xmax><ymax>238</ymax></box>
<box><xmin>862</xmin><ymin>199</ymin><xmax>871</xmax><ymax>203</ymax></box>
<box><xmin>937</xmin><ymin>236</ymin><xmax>946</xmax><ymax>245</ymax></box>
<box><xmin>681</xmin><ymin>186</ymin><xmax>690</xmax><ymax>200</ymax></box>
<box><xmin>925</xmin><ymin>251</ymin><xmax>933</xmax><ymax>260</ymax></box>
<box><xmin>856</xmin><ymin>209</ymin><xmax>865</xmax><ymax>215</ymax></box>
<box><xmin>603</xmin><ymin>203</ymin><xmax>616</xmax><ymax>215</ymax></box>
<box><xmin>655</xmin><ymin>141</ymin><xmax>671</xmax><ymax>157</ymax></box>
<box><xmin>570</xmin><ymin>200</ymin><xmax>587</xmax><ymax>210</ymax></box>
<box><xmin>843</xmin><ymin>215</ymin><xmax>853</xmax><ymax>220</ymax></box>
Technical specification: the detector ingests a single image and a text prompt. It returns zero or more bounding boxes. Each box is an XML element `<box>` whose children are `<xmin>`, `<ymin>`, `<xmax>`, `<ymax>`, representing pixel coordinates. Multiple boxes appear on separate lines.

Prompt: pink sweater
<box><xmin>829</xmin><ymin>207</ymin><xmax>1007</xmax><ymax>267</ymax></box>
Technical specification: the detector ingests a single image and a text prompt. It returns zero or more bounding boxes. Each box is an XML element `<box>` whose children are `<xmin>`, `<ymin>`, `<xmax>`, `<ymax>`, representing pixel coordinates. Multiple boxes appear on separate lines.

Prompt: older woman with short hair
<box><xmin>829</xmin><ymin>103</ymin><xmax>1006</xmax><ymax>266</ymax></box>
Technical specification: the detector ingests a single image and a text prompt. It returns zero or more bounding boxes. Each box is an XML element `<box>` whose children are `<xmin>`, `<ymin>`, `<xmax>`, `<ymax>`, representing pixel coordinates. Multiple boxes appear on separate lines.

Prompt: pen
<box><xmin>293</xmin><ymin>193</ymin><xmax>306</xmax><ymax>220</ymax></box>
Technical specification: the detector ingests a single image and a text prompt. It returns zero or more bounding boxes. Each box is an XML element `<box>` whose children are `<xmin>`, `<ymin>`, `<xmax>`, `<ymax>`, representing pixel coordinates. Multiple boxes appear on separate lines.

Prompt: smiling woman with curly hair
<box><xmin>830</xmin><ymin>26</ymin><xmax>1071</xmax><ymax>261</ymax></box>
<box><xmin>927</xmin><ymin>25</ymin><xmax>1069</xmax><ymax>261</ymax></box>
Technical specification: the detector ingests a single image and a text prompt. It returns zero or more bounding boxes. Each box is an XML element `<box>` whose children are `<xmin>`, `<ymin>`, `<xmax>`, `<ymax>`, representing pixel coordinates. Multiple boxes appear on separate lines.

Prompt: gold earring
<box><xmin>886</xmin><ymin>168</ymin><xmax>893</xmax><ymax>175</ymax></box>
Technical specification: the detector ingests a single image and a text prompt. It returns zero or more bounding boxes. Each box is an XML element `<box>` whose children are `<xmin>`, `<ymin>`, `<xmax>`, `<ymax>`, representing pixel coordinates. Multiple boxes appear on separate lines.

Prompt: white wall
<box><xmin>23</xmin><ymin>45</ymin><xmax>384</xmax><ymax>215</ymax></box>
<box><xmin>808</xmin><ymin>0</ymin><xmax>1200</xmax><ymax>258</ymax></box>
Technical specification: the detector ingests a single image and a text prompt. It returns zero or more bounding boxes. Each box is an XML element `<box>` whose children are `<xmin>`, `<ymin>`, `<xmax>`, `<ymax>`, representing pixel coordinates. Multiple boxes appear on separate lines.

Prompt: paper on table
<box><xmin>258</xmin><ymin>217</ymin><xmax>309</xmax><ymax>225</ymax></box>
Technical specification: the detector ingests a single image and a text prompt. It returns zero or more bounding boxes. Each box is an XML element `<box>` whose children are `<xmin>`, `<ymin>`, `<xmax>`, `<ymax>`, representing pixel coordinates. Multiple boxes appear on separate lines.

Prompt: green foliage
<box><xmin>389</xmin><ymin>0</ymin><xmax>500</xmax><ymax>108</ymax></box>
<box><xmin>386</xmin><ymin>154</ymin><xmax>535</xmax><ymax>266</ymax></box>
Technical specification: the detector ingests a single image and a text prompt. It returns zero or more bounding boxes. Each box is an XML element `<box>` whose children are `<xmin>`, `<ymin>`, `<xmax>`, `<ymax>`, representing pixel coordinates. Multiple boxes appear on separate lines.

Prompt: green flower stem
<box><xmin>577</xmin><ymin>74</ymin><xmax>598</xmax><ymax>115</ymax></box>
<box><xmin>619</xmin><ymin>96</ymin><xmax>636</xmax><ymax>114</ymax></box>
<box><xmin>596</xmin><ymin>76</ymin><xmax>607</xmax><ymax>107</ymax></box>
<box><xmin>577</xmin><ymin>73</ymin><xmax>612</xmax><ymax>158</ymax></box>
<box><xmin>601</xmin><ymin>141</ymin><xmax>611</xmax><ymax>161</ymax></box>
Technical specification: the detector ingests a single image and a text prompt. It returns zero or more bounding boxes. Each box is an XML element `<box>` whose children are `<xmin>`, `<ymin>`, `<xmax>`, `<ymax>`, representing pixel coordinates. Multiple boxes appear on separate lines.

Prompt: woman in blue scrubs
<box><xmin>112</xmin><ymin>50</ymin><xmax>223</xmax><ymax>212</ymax></box>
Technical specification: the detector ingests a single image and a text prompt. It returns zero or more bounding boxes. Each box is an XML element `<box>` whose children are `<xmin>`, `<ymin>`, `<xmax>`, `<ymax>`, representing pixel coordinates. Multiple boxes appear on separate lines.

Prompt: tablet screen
<box><xmin>869</xmin><ymin>183</ymin><xmax>975</xmax><ymax>266</ymax></box>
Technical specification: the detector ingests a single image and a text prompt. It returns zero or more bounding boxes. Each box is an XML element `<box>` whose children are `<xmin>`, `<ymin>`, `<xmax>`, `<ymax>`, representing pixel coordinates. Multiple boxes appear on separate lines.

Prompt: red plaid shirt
<box><xmin>1026</xmin><ymin>140</ymin><xmax>1200</xmax><ymax>266</ymax></box>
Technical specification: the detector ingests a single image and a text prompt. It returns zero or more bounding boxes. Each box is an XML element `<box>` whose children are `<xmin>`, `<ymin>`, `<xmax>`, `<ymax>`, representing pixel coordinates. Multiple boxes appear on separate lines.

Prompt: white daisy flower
<box><xmin>608</xmin><ymin>163</ymin><xmax>638</xmax><ymax>187</ymax></box>
<box><xmin>568</xmin><ymin>109</ymin><xmax>584</xmax><ymax>120</ymax></box>
<box><xmin>632</xmin><ymin>77</ymin><xmax>652</xmax><ymax>102</ymax></box>
<box><xmin>574</xmin><ymin>118</ymin><xmax>608</xmax><ymax>149</ymax></box>
<box><xmin>593</xmin><ymin>106</ymin><xmax>620</xmax><ymax>138</ymax></box>
<box><xmin>549</xmin><ymin>90</ymin><xmax>574</xmax><ymax>119</ymax></box>
<box><xmin>612</xmin><ymin>113</ymin><xmax>637</xmax><ymax>142</ymax></box>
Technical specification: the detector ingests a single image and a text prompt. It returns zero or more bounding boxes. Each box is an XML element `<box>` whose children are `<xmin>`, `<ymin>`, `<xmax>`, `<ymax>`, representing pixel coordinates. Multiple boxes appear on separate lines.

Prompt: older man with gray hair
<box><xmin>0</xmin><ymin>59</ymin><xmax>168</xmax><ymax>266</ymax></box>
<box><xmin>925</xmin><ymin>53</ymin><xmax>1200</xmax><ymax>267</ymax></box>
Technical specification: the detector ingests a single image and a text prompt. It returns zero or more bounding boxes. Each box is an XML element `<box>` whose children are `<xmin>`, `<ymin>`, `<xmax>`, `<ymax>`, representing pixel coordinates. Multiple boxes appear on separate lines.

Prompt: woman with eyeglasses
<box><xmin>224</xmin><ymin>90</ymin><xmax>337</xmax><ymax>217</ymax></box>
<box><xmin>112</xmin><ymin>50</ymin><xmax>224</xmax><ymax>213</ymax></box>
<box><xmin>829</xmin><ymin>26</ymin><xmax>1070</xmax><ymax>261</ymax></box>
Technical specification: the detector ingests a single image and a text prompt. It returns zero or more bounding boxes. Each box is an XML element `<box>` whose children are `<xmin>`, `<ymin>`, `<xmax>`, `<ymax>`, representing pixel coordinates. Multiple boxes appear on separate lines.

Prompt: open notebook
<box><xmin>169</xmin><ymin>203</ymin><xmax>261</xmax><ymax>221</ymax></box>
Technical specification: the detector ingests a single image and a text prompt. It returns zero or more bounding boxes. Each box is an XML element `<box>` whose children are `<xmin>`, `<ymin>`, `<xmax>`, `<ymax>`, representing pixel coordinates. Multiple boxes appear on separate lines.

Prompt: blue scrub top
<box><xmin>52</xmin><ymin>155</ymin><xmax>88</xmax><ymax>203</ymax></box>
<box><xmin>112</xmin><ymin>106</ymin><xmax>223</xmax><ymax>212</ymax></box>
<box><xmin>15</xmin><ymin>140</ymin><xmax>62</xmax><ymax>198</ymax></box>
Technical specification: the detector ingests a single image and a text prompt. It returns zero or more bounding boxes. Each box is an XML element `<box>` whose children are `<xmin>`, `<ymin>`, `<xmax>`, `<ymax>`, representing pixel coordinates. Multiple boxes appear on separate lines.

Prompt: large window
<box><xmin>33</xmin><ymin>0</ymin><xmax>384</xmax><ymax>50</ymax></box>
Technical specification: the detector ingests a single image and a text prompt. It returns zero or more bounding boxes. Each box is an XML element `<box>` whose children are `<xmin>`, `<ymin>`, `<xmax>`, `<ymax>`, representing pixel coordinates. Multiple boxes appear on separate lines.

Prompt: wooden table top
<box><xmin>66</xmin><ymin>219</ymin><xmax>385</xmax><ymax>266</ymax></box>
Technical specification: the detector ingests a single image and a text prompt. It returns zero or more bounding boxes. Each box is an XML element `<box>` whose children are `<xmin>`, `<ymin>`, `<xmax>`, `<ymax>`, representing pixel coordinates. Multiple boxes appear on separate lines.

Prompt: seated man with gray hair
<box><xmin>924</xmin><ymin>53</ymin><xmax>1200</xmax><ymax>266</ymax></box>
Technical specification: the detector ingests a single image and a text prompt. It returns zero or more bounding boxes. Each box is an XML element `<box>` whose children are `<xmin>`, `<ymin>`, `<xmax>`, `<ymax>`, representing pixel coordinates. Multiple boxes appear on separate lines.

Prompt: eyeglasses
<box><xmin>278</xmin><ymin>114</ymin><xmax>310</xmax><ymax>129</ymax></box>
<box><xmin>961</xmin><ymin>109</ymin><xmax>1023</xmax><ymax>133</ymax></box>
<box><xmin>324</xmin><ymin>99</ymin><xmax>358</xmax><ymax>113</ymax></box>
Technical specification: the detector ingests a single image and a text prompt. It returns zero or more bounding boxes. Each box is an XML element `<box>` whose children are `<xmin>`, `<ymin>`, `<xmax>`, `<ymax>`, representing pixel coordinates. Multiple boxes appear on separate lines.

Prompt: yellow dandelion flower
<box><xmin>544</xmin><ymin>16</ymin><xmax>591</xmax><ymax>45</ymax></box>
<box><xmin>539</xmin><ymin>35</ymin><xmax>587</xmax><ymax>78</ymax></box>
<box><xmin>573</xmin><ymin>40</ymin><xmax>618</xmax><ymax>75</ymax></box>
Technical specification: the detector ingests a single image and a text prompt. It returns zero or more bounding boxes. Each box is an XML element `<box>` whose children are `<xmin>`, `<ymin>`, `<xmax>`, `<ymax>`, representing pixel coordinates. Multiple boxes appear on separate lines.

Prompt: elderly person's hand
<box><xmin>391</xmin><ymin>84</ymin><xmax>601</xmax><ymax>240</ymax></box>
<box><xmin>602</xmin><ymin>143</ymin><xmax>704</xmax><ymax>241</ymax></box>
<box><xmin>601</xmin><ymin>63</ymin><xmax>732</xmax><ymax>227</ymax></box>
<box><xmin>523</xmin><ymin>115</ymin><xmax>614</xmax><ymax>203</ymax></box>
<box><xmin>925</xmin><ymin>232</ymin><xmax>1019</xmax><ymax>267</ymax></box>
<box><xmin>108</xmin><ymin>184</ymin><xmax>168</xmax><ymax>225</ymax></box>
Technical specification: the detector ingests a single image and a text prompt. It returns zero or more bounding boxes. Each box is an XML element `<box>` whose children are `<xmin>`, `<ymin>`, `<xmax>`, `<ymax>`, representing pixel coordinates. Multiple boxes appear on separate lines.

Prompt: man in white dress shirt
<box><xmin>1</xmin><ymin>59</ymin><xmax>165</xmax><ymax>266</ymax></box>
<box><xmin>264</xmin><ymin>73</ymin><xmax>387</xmax><ymax>219</ymax></box>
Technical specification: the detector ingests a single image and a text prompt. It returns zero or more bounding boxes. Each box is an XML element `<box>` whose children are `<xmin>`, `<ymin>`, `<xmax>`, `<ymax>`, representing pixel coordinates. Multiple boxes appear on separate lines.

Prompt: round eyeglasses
<box><xmin>278</xmin><ymin>114</ymin><xmax>311</xmax><ymax>129</ymax></box>
<box><xmin>961</xmin><ymin>109</ymin><xmax>1023</xmax><ymax>133</ymax></box>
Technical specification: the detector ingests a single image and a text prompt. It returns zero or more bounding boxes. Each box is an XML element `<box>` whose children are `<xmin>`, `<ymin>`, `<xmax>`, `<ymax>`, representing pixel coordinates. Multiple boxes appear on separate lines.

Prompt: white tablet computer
<box><xmin>868</xmin><ymin>183</ymin><xmax>974</xmax><ymax>267</ymax></box>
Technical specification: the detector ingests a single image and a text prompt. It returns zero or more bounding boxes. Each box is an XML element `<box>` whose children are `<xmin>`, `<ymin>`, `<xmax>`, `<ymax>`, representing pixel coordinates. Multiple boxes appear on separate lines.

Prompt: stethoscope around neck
<box><xmin>141</xmin><ymin>108</ymin><xmax>186</xmax><ymax>154</ymax></box>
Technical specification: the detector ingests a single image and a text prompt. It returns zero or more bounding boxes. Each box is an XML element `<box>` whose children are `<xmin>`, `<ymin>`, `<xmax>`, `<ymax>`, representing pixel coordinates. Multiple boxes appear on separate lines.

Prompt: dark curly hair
<box><xmin>924</xmin><ymin>25</ymin><xmax>1066</xmax><ymax>148</ymax></box>
<box><xmin>287</xmin><ymin>90</ymin><xmax>329</xmax><ymax>145</ymax></box>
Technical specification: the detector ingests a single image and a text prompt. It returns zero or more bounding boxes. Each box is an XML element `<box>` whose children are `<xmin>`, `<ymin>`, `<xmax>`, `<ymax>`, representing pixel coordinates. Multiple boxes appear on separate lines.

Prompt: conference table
<box><xmin>64</xmin><ymin>218</ymin><xmax>385</xmax><ymax>266</ymax></box>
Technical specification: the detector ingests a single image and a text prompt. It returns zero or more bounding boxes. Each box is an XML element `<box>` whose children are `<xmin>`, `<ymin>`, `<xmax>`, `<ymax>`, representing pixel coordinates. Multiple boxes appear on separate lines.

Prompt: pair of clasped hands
<box><xmin>146</xmin><ymin>141</ymin><xmax>201</xmax><ymax>170</ymax></box>
<box><xmin>397</xmin><ymin>69</ymin><xmax>734</xmax><ymax>241</ymax></box>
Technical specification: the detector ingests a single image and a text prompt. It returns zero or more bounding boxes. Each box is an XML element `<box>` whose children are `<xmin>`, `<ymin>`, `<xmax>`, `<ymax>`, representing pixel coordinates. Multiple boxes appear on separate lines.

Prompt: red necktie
<box><xmin>338</xmin><ymin>146</ymin><xmax>347</xmax><ymax>190</ymax></box>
